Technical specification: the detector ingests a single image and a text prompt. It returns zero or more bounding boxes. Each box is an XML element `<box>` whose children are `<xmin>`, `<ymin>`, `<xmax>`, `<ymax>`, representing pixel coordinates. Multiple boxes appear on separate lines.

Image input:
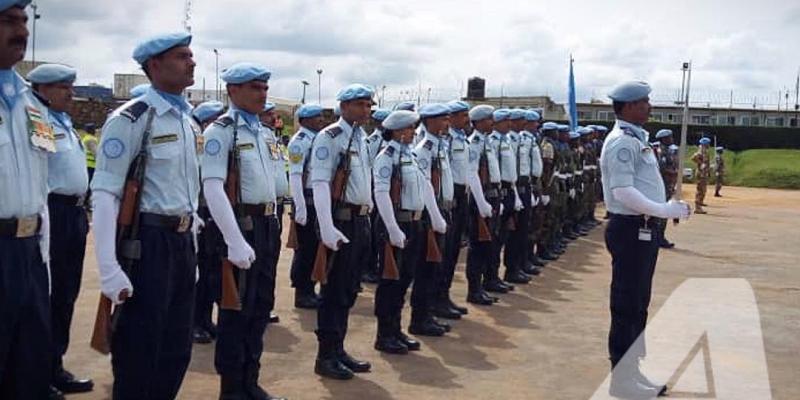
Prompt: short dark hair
<box><xmin>612</xmin><ymin>100</ymin><xmax>626</xmax><ymax>115</ymax></box>
<box><xmin>381</xmin><ymin>128</ymin><xmax>392</xmax><ymax>142</ymax></box>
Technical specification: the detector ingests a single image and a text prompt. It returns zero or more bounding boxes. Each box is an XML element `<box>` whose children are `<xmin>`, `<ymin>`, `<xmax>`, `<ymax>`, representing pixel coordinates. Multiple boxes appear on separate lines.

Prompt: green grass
<box><xmin>682</xmin><ymin>147</ymin><xmax>800</xmax><ymax>190</ymax></box>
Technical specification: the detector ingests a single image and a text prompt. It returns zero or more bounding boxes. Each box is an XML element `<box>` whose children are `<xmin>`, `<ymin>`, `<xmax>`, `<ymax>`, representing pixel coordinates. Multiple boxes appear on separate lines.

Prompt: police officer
<box><xmin>655</xmin><ymin>129</ymin><xmax>678</xmax><ymax>249</ymax></box>
<box><xmin>519</xmin><ymin>110</ymin><xmax>545</xmax><ymax>275</ymax></box>
<box><xmin>410</xmin><ymin>103</ymin><xmax>451</xmax><ymax>335</ymax></box>
<box><xmin>288</xmin><ymin>104</ymin><xmax>326</xmax><ymax>309</ymax></box>
<box><xmin>601</xmin><ymin>81</ymin><xmax>691</xmax><ymax>398</ymax></box>
<box><xmin>372</xmin><ymin>110</ymin><xmax>432</xmax><ymax>354</ymax></box>
<box><xmin>0</xmin><ymin>2</ymin><xmax>56</xmax><ymax>398</ymax></box>
<box><xmin>91</xmin><ymin>32</ymin><xmax>200</xmax><ymax>399</ymax></box>
<box><xmin>503</xmin><ymin>109</ymin><xmax>534</xmax><ymax>283</ymax></box>
<box><xmin>202</xmin><ymin>63</ymin><xmax>285</xmax><ymax>400</ymax></box>
<box><xmin>433</xmin><ymin>100</ymin><xmax>471</xmax><ymax>319</ymax></box>
<box><xmin>692</xmin><ymin>137</ymin><xmax>711</xmax><ymax>214</ymax></box>
<box><xmin>537</xmin><ymin>122</ymin><xmax>561</xmax><ymax>261</ymax></box>
<box><xmin>581</xmin><ymin>126</ymin><xmax>600</xmax><ymax>228</ymax></box>
<box><xmin>363</xmin><ymin>108</ymin><xmax>390</xmax><ymax>285</ymax></box>
<box><xmin>261</xmin><ymin>102</ymin><xmax>287</xmax><ymax>324</ymax></box>
<box><xmin>464</xmin><ymin>105</ymin><xmax>500</xmax><ymax>305</ymax></box>
<box><xmin>27</xmin><ymin>63</ymin><xmax>96</xmax><ymax>397</ymax></box>
<box><xmin>192</xmin><ymin>100</ymin><xmax>226</xmax><ymax>344</ymax></box>
<box><xmin>309</xmin><ymin>84</ymin><xmax>374</xmax><ymax>380</ymax></box>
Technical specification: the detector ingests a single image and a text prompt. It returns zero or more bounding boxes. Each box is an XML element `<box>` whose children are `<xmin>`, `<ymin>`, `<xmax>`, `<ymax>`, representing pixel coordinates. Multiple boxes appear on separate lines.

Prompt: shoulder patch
<box><xmin>423</xmin><ymin>140</ymin><xmax>434</xmax><ymax>150</ymax></box>
<box><xmin>325</xmin><ymin>126</ymin><xmax>343</xmax><ymax>138</ymax></box>
<box><xmin>384</xmin><ymin>146</ymin><xmax>395</xmax><ymax>156</ymax></box>
<box><xmin>119</xmin><ymin>101</ymin><xmax>149</xmax><ymax>122</ymax></box>
<box><xmin>296</xmin><ymin>131</ymin><xmax>306</xmax><ymax>140</ymax></box>
<box><xmin>213</xmin><ymin>116</ymin><xmax>234</xmax><ymax>127</ymax></box>
<box><xmin>470</xmin><ymin>135</ymin><xmax>482</xmax><ymax>144</ymax></box>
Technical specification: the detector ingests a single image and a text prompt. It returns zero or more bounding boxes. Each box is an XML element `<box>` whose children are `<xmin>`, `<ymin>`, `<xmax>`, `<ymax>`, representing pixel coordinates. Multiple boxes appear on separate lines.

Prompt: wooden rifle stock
<box><xmin>312</xmin><ymin>242</ymin><xmax>330</xmax><ymax>284</ymax></box>
<box><xmin>221</xmin><ymin>115</ymin><xmax>245</xmax><ymax>310</ymax></box>
<box><xmin>286</xmin><ymin>220</ymin><xmax>298</xmax><ymax>249</ymax></box>
<box><xmin>90</xmin><ymin>290</ymin><xmax>129</xmax><ymax>354</ymax></box>
<box><xmin>383</xmin><ymin>167</ymin><xmax>402</xmax><ymax>280</ymax></box>
<box><xmin>426</xmin><ymin>228</ymin><xmax>443</xmax><ymax>263</ymax></box>
<box><xmin>477</xmin><ymin>215</ymin><xmax>492</xmax><ymax>242</ymax></box>
<box><xmin>220</xmin><ymin>260</ymin><xmax>242</xmax><ymax>310</ymax></box>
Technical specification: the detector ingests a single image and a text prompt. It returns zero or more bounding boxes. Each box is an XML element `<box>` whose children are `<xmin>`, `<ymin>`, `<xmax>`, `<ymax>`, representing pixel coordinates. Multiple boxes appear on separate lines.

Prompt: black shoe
<box><xmin>521</xmin><ymin>262</ymin><xmax>540</xmax><ymax>276</ymax></box>
<box><xmin>539</xmin><ymin>251</ymin><xmax>558</xmax><ymax>261</ymax></box>
<box><xmin>245</xmin><ymin>383</ymin><xmax>287</xmax><ymax>400</ymax></box>
<box><xmin>374</xmin><ymin>336</ymin><xmax>409</xmax><ymax>354</ymax></box>
<box><xmin>467</xmin><ymin>292</ymin><xmax>493</xmax><ymax>305</ymax></box>
<box><xmin>498</xmin><ymin>279</ymin><xmax>515</xmax><ymax>291</ymax></box>
<box><xmin>482</xmin><ymin>291</ymin><xmax>500</xmax><ymax>303</ymax></box>
<box><xmin>659</xmin><ymin>240</ymin><xmax>675</xmax><ymax>249</ymax></box>
<box><xmin>632</xmin><ymin>365</ymin><xmax>668</xmax><ymax>397</ymax></box>
<box><xmin>431</xmin><ymin>317</ymin><xmax>451</xmax><ymax>333</ymax></box>
<box><xmin>219</xmin><ymin>373</ymin><xmax>246</xmax><ymax>400</ymax></box>
<box><xmin>397</xmin><ymin>331</ymin><xmax>421</xmax><ymax>351</ymax></box>
<box><xmin>484</xmin><ymin>279</ymin><xmax>509</xmax><ymax>293</ymax></box>
<box><xmin>53</xmin><ymin>369</ymin><xmax>94</xmax><ymax>394</ymax></box>
<box><xmin>361</xmin><ymin>271</ymin><xmax>380</xmax><ymax>284</ymax></box>
<box><xmin>294</xmin><ymin>292</ymin><xmax>320</xmax><ymax>309</ymax></box>
<box><xmin>432</xmin><ymin>302</ymin><xmax>462</xmax><ymax>320</ymax></box>
<box><xmin>446</xmin><ymin>297</ymin><xmax>468</xmax><ymax>315</ymax></box>
<box><xmin>338</xmin><ymin>353</ymin><xmax>371</xmax><ymax>373</ymax></box>
<box><xmin>714</xmin><ymin>193</ymin><xmax>722</xmax><ymax>197</ymax></box>
<box><xmin>409</xmin><ymin>320</ymin><xmax>446</xmax><ymax>337</ymax></box>
<box><xmin>505</xmin><ymin>271</ymin><xmax>532</xmax><ymax>284</ymax></box>
<box><xmin>48</xmin><ymin>386</ymin><xmax>65</xmax><ymax>400</ymax></box>
<box><xmin>315</xmin><ymin>358</ymin><xmax>353</xmax><ymax>380</ymax></box>
<box><xmin>193</xmin><ymin>326</ymin><xmax>214</xmax><ymax>344</ymax></box>
<box><xmin>269</xmin><ymin>311</ymin><xmax>280</xmax><ymax>324</ymax></box>
<box><xmin>530</xmin><ymin>255</ymin><xmax>547</xmax><ymax>267</ymax></box>
<box><xmin>565</xmin><ymin>232</ymin><xmax>579</xmax><ymax>240</ymax></box>
<box><xmin>553</xmin><ymin>246</ymin><xmax>565</xmax><ymax>255</ymax></box>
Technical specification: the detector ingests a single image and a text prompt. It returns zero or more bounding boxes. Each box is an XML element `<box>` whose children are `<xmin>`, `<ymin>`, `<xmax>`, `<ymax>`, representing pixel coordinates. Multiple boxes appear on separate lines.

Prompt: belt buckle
<box><xmin>265</xmin><ymin>202</ymin><xmax>275</xmax><ymax>215</ymax></box>
<box><xmin>177</xmin><ymin>215</ymin><xmax>191</xmax><ymax>233</ymax></box>
<box><xmin>358</xmin><ymin>205</ymin><xmax>369</xmax><ymax>216</ymax></box>
<box><xmin>413</xmin><ymin>210</ymin><xmax>423</xmax><ymax>220</ymax></box>
<box><xmin>76</xmin><ymin>195</ymin><xmax>85</xmax><ymax>207</ymax></box>
<box><xmin>16</xmin><ymin>216</ymin><xmax>38</xmax><ymax>238</ymax></box>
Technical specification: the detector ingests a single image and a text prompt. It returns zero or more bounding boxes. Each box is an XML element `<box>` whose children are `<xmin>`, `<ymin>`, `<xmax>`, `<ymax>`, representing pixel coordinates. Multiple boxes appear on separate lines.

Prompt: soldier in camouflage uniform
<box><xmin>655</xmin><ymin>129</ymin><xmax>678</xmax><ymax>248</ymax></box>
<box><xmin>714</xmin><ymin>146</ymin><xmax>725</xmax><ymax>197</ymax></box>
<box><xmin>558</xmin><ymin>125</ymin><xmax>578</xmax><ymax>242</ymax></box>
<box><xmin>691</xmin><ymin>137</ymin><xmax>711</xmax><ymax>214</ymax></box>
<box><xmin>537</xmin><ymin>122</ymin><xmax>562</xmax><ymax>261</ymax></box>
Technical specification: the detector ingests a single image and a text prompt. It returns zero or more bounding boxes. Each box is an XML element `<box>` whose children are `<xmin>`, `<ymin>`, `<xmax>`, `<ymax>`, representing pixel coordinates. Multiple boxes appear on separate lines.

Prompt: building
<box><xmin>575</xmin><ymin>102</ymin><xmax>800</xmax><ymax>128</ymax></box>
<box><xmin>113</xmin><ymin>73</ymin><xmax>149</xmax><ymax>99</ymax></box>
<box><xmin>74</xmin><ymin>85</ymin><xmax>113</xmax><ymax>102</ymax></box>
<box><xmin>15</xmin><ymin>60</ymin><xmax>47</xmax><ymax>78</ymax></box>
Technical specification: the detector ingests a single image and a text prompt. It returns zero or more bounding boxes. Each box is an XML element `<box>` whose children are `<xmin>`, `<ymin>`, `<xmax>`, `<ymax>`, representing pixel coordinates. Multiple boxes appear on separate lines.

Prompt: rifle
<box><xmin>91</xmin><ymin>108</ymin><xmax>155</xmax><ymax>354</ymax></box>
<box><xmin>426</xmin><ymin>139</ymin><xmax>444</xmax><ymax>263</ymax></box>
<box><xmin>312</xmin><ymin>123</ymin><xmax>357</xmax><ymax>284</ymax></box>
<box><xmin>476</xmin><ymin>139</ymin><xmax>492</xmax><ymax>242</ymax></box>
<box><xmin>382</xmin><ymin>162</ymin><xmax>401</xmax><ymax>280</ymax></box>
<box><xmin>221</xmin><ymin>114</ymin><xmax>247</xmax><ymax>311</ymax></box>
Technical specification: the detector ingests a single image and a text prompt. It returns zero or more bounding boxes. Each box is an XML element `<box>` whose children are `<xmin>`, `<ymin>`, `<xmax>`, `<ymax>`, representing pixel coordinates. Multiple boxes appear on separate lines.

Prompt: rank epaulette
<box><xmin>119</xmin><ymin>101</ymin><xmax>149</xmax><ymax>122</ymax></box>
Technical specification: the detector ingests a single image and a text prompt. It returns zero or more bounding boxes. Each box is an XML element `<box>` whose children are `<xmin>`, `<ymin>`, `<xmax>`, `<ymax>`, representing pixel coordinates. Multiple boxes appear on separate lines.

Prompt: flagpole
<box><xmin>675</xmin><ymin>61</ymin><xmax>692</xmax><ymax>203</ymax></box>
<box><xmin>568</xmin><ymin>54</ymin><xmax>577</xmax><ymax>131</ymax></box>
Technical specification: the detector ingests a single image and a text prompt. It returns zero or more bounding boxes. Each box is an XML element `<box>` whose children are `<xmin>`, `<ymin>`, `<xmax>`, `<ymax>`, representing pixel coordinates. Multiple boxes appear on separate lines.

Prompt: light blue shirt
<box><xmin>413</xmin><ymin>130</ymin><xmax>454</xmax><ymax>202</ymax></box>
<box><xmin>523</xmin><ymin>131</ymin><xmax>543</xmax><ymax>178</ymax></box>
<box><xmin>366</xmin><ymin>129</ymin><xmax>384</xmax><ymax>161</ymax></box>
<box><xmin>287</xmin><ymin>126</ymin><xmax>317</xmax><ymax>188</ymax></box>
<box><xmin>373</xmin><ymin>140</ymin><xmax>424</xmax><ymax>211</ymax></box>
<box><xmin>308</xmin><ymin>118</ymin><xmax>372</xmax><ymax>206</ymax></box>
<box><xmin>490</xmin><ymin>131</ymin><xmax>518</xmax><ymax>183</ymax></box>
<box><xmin>48</xmin><ymin>110</ymin><xmax>88</xmax><ymax>196</ymax></box>
<box><xmin>263</xmin><ymin>126</ymin><xmax>289</xmax><ymax>198</ymax></box>
<box><xmin>448</xmin><ymin>127</ymin><xmax>469</xmax><ymax>185</ymax></box>
<box><xmin>201</xmin><ymin>108</ymin><xmax>276</xmax><ymax>205</ymax></box>
<box><xmin>92</xmin><ymin>87</ymin><xmax>201</xmax><ymax>215</ymax></box>
<box><xmin>517</xmin><ymin>130</ymin><xmax>534</xmax><ymax>177</ymax></box>
<box><xmin>466</xmin><ymin>130</ymin><xmax>501</xmax><ymax>184</ymax></box>
<box><xmin>0</xmin><ymin>72</ymin><xmax>50</xmax><ymax>218</ymax></box>
<box><xmin>600</xmin><ymin>119</ymin><xmax>665</xmax><ymax>215</ymax></box>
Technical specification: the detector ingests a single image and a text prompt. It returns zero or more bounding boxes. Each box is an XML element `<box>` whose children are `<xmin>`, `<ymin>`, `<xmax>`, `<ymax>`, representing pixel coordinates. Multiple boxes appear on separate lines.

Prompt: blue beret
<box><xmin>508</xmin><ymin>109</ymin><xmax>525</xmax><ymax>120</ymax></box>
<box><xmin>192</xmin><ymin>101</ymin><xmax>224</xmax><ymax>123</ymax></box>
<box><xmin>130</xmin><ymin>84</ymin><xmax>150</xmax><ymax>98</ymax></box>
<box><xmin>446</xmin><ymin>100</ymin><xmax>470</xmax><ymax>113</ymax></box>
<box><xmin>492</xmin><ymin>109</ymin><xmax>511</xmax><ymax>122</ymax></box>
<box><xmin>221</xmin><ymin>62</ymin><xmax>271</xmax><ymax>84</ymax></box>
<box><xmin>542</xmin><ymin>122</ymin><xmax>559</xmax><ymax>131</ymax></box>
<box><xmin>419</xmin><ymin>103</ymin><xmax>450</xmax><ymax>119</ymax></box>
<box><xmin>608</xmin><ymin>80</ymin><xmax>652</xmax><ymax>102</ymax></box>
<box><xmin>296</xmin><ymin>104</ymin><xmax>323</xmax><ymax>119</ymax></box>
<box><xmin>699</xmin><ymin>137</ymin><xmax>711</xmax><ymax>145</ymax></box>
<box><xmin>371</xmin><ymin>108</ymin><xmax>390</xmax><ymax>121</ymax></box>
<box><xmin>524</xmin><ymin>110</ymin><xmax>541</xmax><ymax>121</ymax></box>
<box><xmin>557</xmin><ymin>124</ymin><xmax>570</xmax><ymax>132</ymax></box>
<box><xmin>569</xmin><ymin>131</ymin><xmax>581</xmax><ymax>140</ymax></box>
<box><xmin>595</xmin><ymin>125</ymin><xmax>608</xmax><ymax>133</ymax></box>
<box><xmin>716</xmin><ymin>146</ymin><xmax>724</xmax><ymax>151</ymax></box>
<box><xmin>382</xmin><ymin>110</ymin><xmax>420</xmax><ymax>130</ymax></box>
<box><xmin>655</xmin><ymin>129</ymin><xmax>673</xmax><ymax>139</ymax></box>
<box><xmin>26</xmin><ymin>64</ymin><xmax>76</xmax><ymax>84</ymax></box>
<box><xmin>393</xmin><ymin>101</ymin><xmax>416</xmax><ymax>111</ymax></box>
<box><xmin>336</xmin><ymin>83</ymin><xmax>375</xmax><ymax>102</ymax></box>
<box><xmin>577</xmin><ymin>127</ymin><xmax>593</xmax><ymax>136</ymax></box>
<box><xmin>132</xmin><ymin>32</ymin><xmax>192</xmax><ymax>65</ymax></box>
<box><xmin>263</xmin><ymin>102</ymin><xmax>276</xmax><ymax>112</ymax></box>
<box><xmin>469</xmin><ymin>105</ymin><xmax>495</xmax><ymax>121</ymax></box>
<box><xmin>0</xmin><ymin>0</ymin><xmax>30</xmax><ymax>12</ymax></box>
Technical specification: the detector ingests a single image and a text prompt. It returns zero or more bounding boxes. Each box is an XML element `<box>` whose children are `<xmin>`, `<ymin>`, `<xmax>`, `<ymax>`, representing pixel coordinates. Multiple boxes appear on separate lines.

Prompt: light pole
<box><xmin>316</xmin><ymin>69</ymin><xmax>322</xmax><ymax>104</ymax></box>
<box><xmin>380</xmin><ymin>85</ymin><xmax>386</xmax><ymax>107</ymax></box>
<box><xmin>31</xmin><ymin>3</ymin><xmax>41</xmax><ymax>65</ymax></box>
<box><xmin>213</xmin><ymin>49</ymin><xmax>219</xmax><ymax>101</ymax></box>
<box><xmin>301</xmin><ymin>80</ymin><xmax>309</xmax><ymax>104</ymax></box>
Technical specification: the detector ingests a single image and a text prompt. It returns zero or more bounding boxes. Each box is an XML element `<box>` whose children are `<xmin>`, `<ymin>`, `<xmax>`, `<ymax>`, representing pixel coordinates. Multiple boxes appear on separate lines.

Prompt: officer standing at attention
<box><xmin>202</xmin><ymin>63</ymin><xmax>286</xmax><ymax>400</ymax></box>
<box><xmin>91</xmin><ymin>32</ymin><xmax>200</xmax><ymax>399</ymax></box>
<box><xmin>372</xmin><ymin>110</ymin><xmax>430</xmax><ymax>354</ymax></box>
<box><xmin>464</xmin><ymin>105</ymin><xmax>500</xmax><ymax>305</ymax></box>
<box><xmin>363</xmin><ymin>108</ymin><xmax>390</xmax><ymax>285</ymax></box>
<box><xmin>714</xmin><ymin>146</ymin><xmax>725</xmax><ymax>197</ymax></box>
<box><xmin>191</xmin><ymin>100</ymin><xmax>226</xmax><ymax>345</ymax></box>
<box><xmin>433</xmin><ymin>100</ymin><xmax>471</xmax><ymax>319</ymax></box>
<box><xmin>655</xmin><ymin>129</ymin><xmax>678</xmax><ymax>249</ymax></box>
<box><xmin>503</xmin><ymin>109</ymin><xmax>533</xmax><ymax>283</ymax></box>
<box><xmin>287</xmin><ymin>103</ymin><xmax>326</xmax><ymax>309</ymax></box>
<box><xmin>261</xmin><ymin>102</ymin><xmax>287</xmax><ymax>324</ymax></box>
<box><xmin>601</xmin><ymin>81</ymin><xmax>691</xmax><ymax>398</ymax></box>
<box><xmin>308</xmin><ymin>84</ymin><xmax>374</xmax><ymax>380</ymax></box>
<box><xmin>537</xmin><ymin>122</ymin><xmax>560</xmax><ymax>262</ymax></box>
<box><xmin>692</xmin><ymin>137</ymin><xmax>711</xmax><ymax>214</ymax></box>
<box><xmin>0</xmin><ymin>2</ymin><xmax>55</xmax><ymax>398</ymax></box>
<box><xmin>410</xmin><ymin>103</ymin><xmax>451</xmax><ymax>335</ymax></box>
<box><xmin>518</xmin><ymin>110</ymin><xmax>544</xmax><ymax>276</ymax></box>
<box><xmin>27</xmin><ymin>63</ymin><xmax>96</xmax><ymax>398</ymax></box>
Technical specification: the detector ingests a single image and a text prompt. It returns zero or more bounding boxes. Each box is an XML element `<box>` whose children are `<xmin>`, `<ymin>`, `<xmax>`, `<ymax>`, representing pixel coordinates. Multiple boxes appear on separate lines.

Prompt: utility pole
<box><xmin>675</xmin><ymin>61</ymin><xmax>692</xmax><ymax>203</ymax></box>
<box><xmin>213</xmin><ymin>49</ymin><xmax>220</xmax><ymax>101</ymax></box>
<box><xmin>301</xmin><ymin>80</ymin><xmax>309</xmax><ymax>104</ymax></box>
<box><xmin>316</xmin><ymin>69</ymin><xmax>323</xmax><ymax>104</ymax></box>
<box><xmin>31</xmin><ymin>3</ymin><xmax>41</xmax><ymax>65</ymax></box>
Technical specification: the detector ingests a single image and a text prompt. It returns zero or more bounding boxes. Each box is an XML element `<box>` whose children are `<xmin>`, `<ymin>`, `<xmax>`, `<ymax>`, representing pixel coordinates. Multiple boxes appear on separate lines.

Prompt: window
<box><xmin>668</xmin><ymin>114</ymin><xmax>683</xmax><ymax>123</ymax></box>
<box><xmin>741</xmin><ymin>116</ymin><xmax>760</xmax><ymax>126</ymax></box>
<box><xmin>650</xmin><ymin>113</ymin><xmax>664</xmax><ymax>122</ymax></box>
<box><xmin>791</xmin><ymin>118</ymin><xmax>799</xmax><ymax>127</ymax></box>
<box><xmin>597</xmin><ymin>111</ymin><xmax>615</xmax><ymax>121</ymax></box>
<box><xmin>716</xmin><ymin>115</ymin><xmax>736</xmax><ymax>126</ymax></box>
<box><xmin>577</xmin><ymin>110</ymin><xmax>594</xmax><ymax>120</ymax></box>
<box><xmin>691</xmin><ymin>115</ymin><xmax>711</xmax><ymax>125</ymax></box>
<box><xmin>765</xmin><ymin>117</ymin><xmax>785</xmax><ymax>127</ymax></box>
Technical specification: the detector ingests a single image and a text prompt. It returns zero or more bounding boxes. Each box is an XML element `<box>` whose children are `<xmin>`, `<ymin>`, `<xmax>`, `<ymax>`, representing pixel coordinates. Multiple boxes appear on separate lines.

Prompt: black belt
<box><xmin>501</xmin><ymin>181</ymin><xmax>514</xmax><ymax>189</ymax></box>
<box><xmin>241</xmin><ymin>202</ymin><xmax>277</xmax><ymax>216</ymax></box>
<box><xmin>48</xmin><ymin>193</ymin><xmax>86</xmax><ymax>207</ymax></box>
<box><xmin>396</xmin><ymin>209</ymin><xmax>423</xmax><ymax>222</ymax></box>
<box><xmin>334</xmin><ymin>203</ymin><xmax>370</xmax><ymax>221</ymax></box>
<box><xmin>140</xmin><ymin>213</ymin><xmax>193</xmax><ymax>233</ymax></box>
<box><xmin>0</xmin><ymin>215</ymin><xmax>41</xmax><ymax>238</ymax></box>
<box><xmin>518</xmin><ymin>176</ymin><xmax>530</xmax><ymax>185</ymax></box>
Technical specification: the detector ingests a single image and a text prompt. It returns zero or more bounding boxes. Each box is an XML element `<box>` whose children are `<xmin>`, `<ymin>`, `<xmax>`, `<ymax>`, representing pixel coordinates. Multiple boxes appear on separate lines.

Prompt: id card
<box><xmin>638</xmin><ymin>228</ymin><xmax>652</xmax><ymax>242</ymax></box>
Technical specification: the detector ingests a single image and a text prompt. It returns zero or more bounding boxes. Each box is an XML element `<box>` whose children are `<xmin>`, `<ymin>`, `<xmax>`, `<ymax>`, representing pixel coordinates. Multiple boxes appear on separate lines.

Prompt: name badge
<box><xmin>237</xmin><ymin>143</ymin><xmax>255</xmax><ymax>151</ymax></box>
<box><xmin>151</xmin><ymin>134</ymin><xmax>179</xmax><ymax>144</ymax></box>
<box><xmin>638</xmin><ymin>228</ymin><xmax>652</xmax><ymax>242</ymax></box>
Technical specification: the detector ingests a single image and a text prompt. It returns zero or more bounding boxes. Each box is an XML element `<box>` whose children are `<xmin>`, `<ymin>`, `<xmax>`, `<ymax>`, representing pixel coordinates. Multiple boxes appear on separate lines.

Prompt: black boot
<box><xmin>530</xmin><ymin>254</ymin><xmax>547</xmax><ymax>267</ymax></box>
<box><xmin>609</xmin><ymin>362</ymin><xmax>662</xmax><ymax>399</ymax></box>
<box><xmin>337</xmin><ymin>342</ymin><xmax>371</xmax><ymax>373</ymax></box>
<box><xmin>432</xmin><ymin>297</ymin><xmax>462</xmax><ymax>320</ymax></box>
<box><xmin>314</xmin><ymin>339</ymin><xmax>353</xmax><ymax>380</ymax></box>
<box><xmin>467</xmin><ymin>277</ymin><xmax>493</xmax><ymax>305</ymax></box>
<box><xmin>445</xmin><ymin>295</ymin><xmax>468</xmax><ymax>315</ymax></box>
<box><xmin>244</xmin><ymin>359</ymin><xmax>287</xmax><ymax>400</ymax></box>
<box><xmin>484</xmin><ymin>279</ymin><xmax>509</xmax><ymax>293</ymax></box>
<box><xmin>375</xmin><ymin>318</ymin><xmax>408</xmax><ymax>354</ymax></box>
<box><xmin>409</xmin><ymin>312</ymin><xmax>446</xmax><ymax>336</ymax></box>
<box><xmin>504</xmin><ymin>269</ymin><xmax>532</xmax><ymax>284</ymax></box>
<box><xmin>394</xmin><ymin>316</ymin><xmax>420</xmax><ymax>351</ymax></box>
<box><xmin>219</xmin><ymin>373</ymin><xmax>247</xmax><ymax>400</ymax></box>
<box><xmin>294</xmin><ymin>290</ymin><xmax>319</xmax><ymax>309</ymax></box>
<box><xmin>521</xmin><ymin>261</ymin><xmax>541</xmax><ymax>276</ymax></box>
<box><xmin>53</xmin><ymin>368</ymin><xmax>94</xmax><ymax>394</ymax></box>
<box><xmin>430</xmin><ymin>316</ymin><xmax>452</xmax><ymax>332</ymax></box>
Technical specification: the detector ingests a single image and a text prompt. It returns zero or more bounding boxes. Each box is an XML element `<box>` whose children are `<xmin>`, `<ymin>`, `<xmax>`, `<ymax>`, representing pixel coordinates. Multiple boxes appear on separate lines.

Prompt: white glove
<box><xmin>313</xmin><ymin>181</ymin><xmax>350</xmax><ymax>251</ymax></box>
<box><xmin>499</xmin><ymin>203</ymin><xmax>505</xmax><ymax>215</ymax></box>
<box><xmin>432</xmin><ymin>214</ymin><xmax>447</xmax><ymax>233</ymax></box>
<box><xmin>387</xmin><ymin>225</ymin><xmax>407</xmax><ymax>248</ymax></box>
<box><xmin>514</xmin><ymin>192</ymin><xmax>523</xmax><ymax>211</ymax></box>
<box><xmin>663</xmin><ymin>200</ymin><xmax>692</xmax><ymax>220</ymax></box>
<box><xmin>227</xmin><ymin>240</ymin><xmax>256</xmax><ymax>270</ymax></box>
<box><xmin>569</xmin><ymin>188</ymin><xmax>576</xmax><ymax>199</ymax></box>
<box><xmin>542</xmin><ymin>195</ymin><xmax>551</xmax><ymax>205</ymax></box>
<box><xmin>466</xmin><ymin>170</ymin><xmax>492</xmax><ymax>218</ymax></box>
<box><xmin>39</xmin><ymin>205</ymin><xmax>50</xmax><ymax>264</ymax></box>
<box><xmin>289</xmin><ymin>174</ymin><xmax>308</xmax><ymax>225</ymax></box>
<box><xmin>478</xmin><ymin>200</ymin><xmax>493</xmax><ymax>218</ymax></box>
<box><xmin>93</xmin><ymin>191</ymin><xmax>133</xmax><ymax>305</ymax></box>
<box><xmin>531</xmin><ymin>194</ymin><xmax>539</xmax><ymax>207</ymax></box>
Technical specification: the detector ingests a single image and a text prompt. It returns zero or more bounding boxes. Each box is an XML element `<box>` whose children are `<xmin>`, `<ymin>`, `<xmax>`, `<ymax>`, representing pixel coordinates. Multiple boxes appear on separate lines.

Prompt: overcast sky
<box><xmin>32</xmin><ymin>0</ymin><xmax>800</xmax><ymax>108</ymax></box>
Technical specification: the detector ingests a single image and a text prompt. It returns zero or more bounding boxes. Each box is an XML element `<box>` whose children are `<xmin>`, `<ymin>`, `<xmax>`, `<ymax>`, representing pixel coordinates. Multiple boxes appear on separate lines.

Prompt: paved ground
<box><xmin>62</xmin><ymin>186</ymin><xmax>800</xmax><ymax>399</ymax></box>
